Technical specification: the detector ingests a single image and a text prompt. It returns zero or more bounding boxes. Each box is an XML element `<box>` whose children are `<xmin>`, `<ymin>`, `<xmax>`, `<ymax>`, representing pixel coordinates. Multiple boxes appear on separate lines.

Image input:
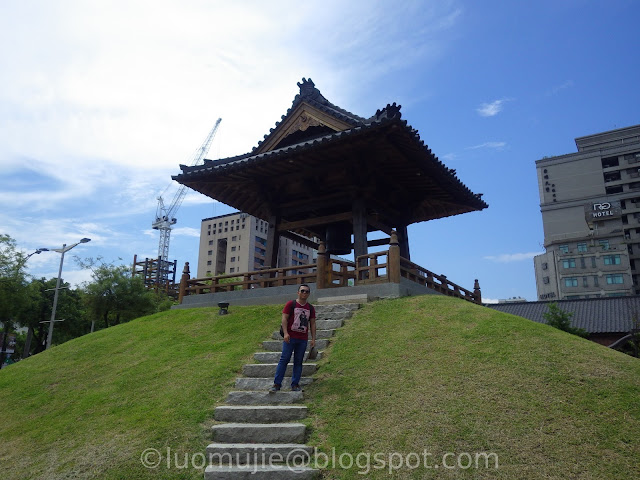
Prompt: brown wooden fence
<box><xmin>178</xmin><ymin>231</ymin><xmax>480</xmax><ymax>304</ymax></box>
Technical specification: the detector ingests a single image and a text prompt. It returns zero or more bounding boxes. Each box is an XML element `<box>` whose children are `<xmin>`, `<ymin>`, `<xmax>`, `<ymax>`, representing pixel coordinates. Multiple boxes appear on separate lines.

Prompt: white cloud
<box><xmin>467</xmin><ymin>141</ymin><xmax>507</xmax><ymax>150</ymax></box>
<box><xmin>476</xmin><ymin>98</ymin><xmax>512</xmax><ymax>117</ymax></box>
<box><xmin>172</xmin><ymin>227</ymin><xmax>200</xmax><ymax>238</ymax></box>
<box><xmin>483</xmin><ymin>252</ymin><xmax>542</xmax><ymax>263</ymax></box>
<box><xmin>482</xmin><ymin>298</ymin><xmax>500</xmax><ymax>304</ymax></box>
<box><xmin>546</xmin><ymin>80</ymin><xmax>574</xmax><ymax>97</ymax></box>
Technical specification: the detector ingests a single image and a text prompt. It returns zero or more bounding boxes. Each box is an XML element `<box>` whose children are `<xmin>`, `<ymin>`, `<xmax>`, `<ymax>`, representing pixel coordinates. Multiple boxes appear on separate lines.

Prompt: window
<box><xmin>601</xmin><ymin>156</ymin><xmax>619</xmax><ymax>168</ymax></box>
<box><xmin>542</xmin><ymin>262</ymin><xmax>548</xmax><ymax>270</ymax></box>
<box><xmin>559</xmin><ymin>245</ymin><xmax>569</xmax><ymax>254</ymax></box>
<box><xmin>543</xmin><ymin>277</ymin><xmax>550</xmax><ymax>284</ymax></box>
<box><xmin>603</xmin><ymin>254</ymin><xmax>621</xmax><ymax>265</ymax></box>
<box><xmin>232</xmin><ymin>236</ymin><xmax>237</xmax><ymax>241</ymax></box>
<box><xmin>625</xmin><ymin>152</ymin><xmax>640</xmax><ymax>164</ymax></box>
<box><xmin>604</xmin><ymin>171</ymin><xmax>621</xmax><ymax>182</ymax></box>
<box><xmin>583</xmin><ymin>277</ymin><xmax>588</xmax><ymax>287</ymax></box>
<box><xmin>564</xmin><ymin>277</ymin><xmax>578</xmax><ymax>287</ymax></box>
<box><xmin>593</xmin><ymin>275</ymin><xmax>599</xmax><ymax>287</ymax></box>
<box><xmin>209</xmin><ymin>240</ymin><xmax>213</xmax><ymax>245</ymax></box>
<box><xmin>207</xmin><ymin>260</ymin><xmax>212</xmax><ymax>265</ymax></box>
<box><xmin>208</xmin><ymin>250</ymin><xmax>213</xmax><ymax>255</ymax></box>
<box><xmin>606</xmin><ymin>274</ymin><xmax>624</xmax><ymax>284</ymax></box>
<box><xmin>562</xmin><ymin>259</ymin><xmax>576</xmax><ymax>269</ymax></box>
<box><xmin>591</xmin><ymin>257</ymin><xmax>597</xmax><ymax>268</ymax></box>
<box><xmin>231</xmin><ymin>246</ymin><xmax>236</xmax><ymax>251</ymax></box>
<box><xmin>599</xmin><ymin>240</ymin><xmax>610</xmax><ymax>250</ymax></box>
<box><xmin>577</xmin><ymin>243</ymin><xmax>587</xmax><ymax>253</ymax></box>
<box><xmin>206</xmin><ymin>270</ymin><xmax>211</xmax><ymax>276</ymax></box>
<box><xmin>230</xmin><ymin>267</ymin><xmax>235</xmax><ymax>273</ymax></box>
<box><xmin>580</xmin><ymin>258</ymin><xmax>586</xmax><ymax>269</ymax></box>
<box><xmin>230</xmin><ymin>257</ymin><xmax>235</xmax><ymax>262</ymax></box>
<box><xmin>255</xmin><ymin>236</ymin><xmax>267</xmax><ymax>246</ymax></box>
<box><xmin>606</xmin><ymin>185</ymin><xmax>624</xmax><ymax>194</ymax></box>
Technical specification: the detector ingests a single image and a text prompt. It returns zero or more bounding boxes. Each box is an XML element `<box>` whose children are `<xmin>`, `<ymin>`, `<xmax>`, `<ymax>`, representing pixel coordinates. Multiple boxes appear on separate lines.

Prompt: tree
<box><xmin>0</xmin><ymin>234</ymin><xmax>31</xmax><ymax>364</ymax></box>
<box><xmin>542</xmin><ymin>302</ymin><xmax>589</xmax><ymax>338</ymax></box>
<box><xmin>79</xmin><ymin>258</ymin><xmax>171</xmax><ymax>329</ymax></box>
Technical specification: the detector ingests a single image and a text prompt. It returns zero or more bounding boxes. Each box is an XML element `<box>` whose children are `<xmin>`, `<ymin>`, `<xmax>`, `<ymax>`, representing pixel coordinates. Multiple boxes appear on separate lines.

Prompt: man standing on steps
<box><xmin>270</xmin><ymin>284</ymin><xmax>316</xmax><ymax>393</ymax></box>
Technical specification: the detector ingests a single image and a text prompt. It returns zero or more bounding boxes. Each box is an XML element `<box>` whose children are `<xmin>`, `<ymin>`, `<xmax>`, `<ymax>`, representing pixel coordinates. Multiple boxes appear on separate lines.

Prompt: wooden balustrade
<box><xmin>178</xmin><ymin>233</ymin><xmax>480</xmax><ymax>305</ymax></box>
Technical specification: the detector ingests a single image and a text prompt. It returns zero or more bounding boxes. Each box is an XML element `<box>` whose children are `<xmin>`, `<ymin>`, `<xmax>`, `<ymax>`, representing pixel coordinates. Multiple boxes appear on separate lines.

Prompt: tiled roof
<box><xmin>176</xmin><ymin>98</ymin><xmax>486</xmax><ymax>211</ymax></box>
<box><xmin>488</xmin><ymin>297</ymin><xmax>640</xmax><ymax>333</ymax></box>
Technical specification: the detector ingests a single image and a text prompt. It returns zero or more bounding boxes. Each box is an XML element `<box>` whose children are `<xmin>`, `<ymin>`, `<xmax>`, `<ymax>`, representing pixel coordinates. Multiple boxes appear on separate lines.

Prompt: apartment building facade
<box><xmin>196</xmin><ymin>212</ymin><xmax>315</xmax><ymax>278</ymax></box>
<box><xmin>534</xmin><ymin>125</ymin><xmax>640</xmax><ymax>300</ymax></box>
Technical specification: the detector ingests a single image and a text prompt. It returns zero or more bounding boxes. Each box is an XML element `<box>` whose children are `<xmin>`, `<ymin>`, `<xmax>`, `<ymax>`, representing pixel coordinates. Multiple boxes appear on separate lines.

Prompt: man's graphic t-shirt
<box><xmin>282</xmin><ymin>301</ymin><xmax>315</xmax><ymax>340</ymax></box>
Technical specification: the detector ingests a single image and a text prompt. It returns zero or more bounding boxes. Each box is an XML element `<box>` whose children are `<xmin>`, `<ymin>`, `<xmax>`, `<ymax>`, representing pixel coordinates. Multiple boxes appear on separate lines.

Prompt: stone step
<box><xmin>315</xmin><ymin>318</ymin><xmax>344</xmax><ymax>330</ymax></box>
<box><xmin>271</xmin><ymin>330</ymin><xmax>334</xmax><ymax>341</ymax></box>
<box><xmin>206</xmin><ymin>442</ymin><xmax>312</xmax><ymax>464</ymax></box>
<box><xmin>262</xmin><ymin>340</ymin><xmax>329</xmax><ymax>352</ymax></box>
<box><xmin>226</xmin><ymin>391</ymin><xmax>304</xmax><ymax>405</ymax></box>
<box><xmin>214</xmin><ymin>406</ymin><xmax>308</xmax><ymax>423</ymax></box>
<box><xmin>205</xmin><ymin>464</ymin><xmax>319</xmax><ymax>479</ymax></box>
<box><xmin>212</xmin><ymin>423</ymin><xmax>306</xmax><ymax>444</ymax></box>
<box><xmin>253</xmin><ymin>352</ymin><xmax>323</xmax><ymax>364</ymax></box>
<box><xmin>243</xmin><ymin>363</ymin><xmax>317</xmax><ymax>378</ymax></box>
<box><xmin>315</xmin><ymin>301</ymin><xmax>362</xmax><ymax>311</ymax></box>
<box><xmin>234</xmin><ymin>377</ymin><xmax>314</xmax><ymax>391</ymax></box>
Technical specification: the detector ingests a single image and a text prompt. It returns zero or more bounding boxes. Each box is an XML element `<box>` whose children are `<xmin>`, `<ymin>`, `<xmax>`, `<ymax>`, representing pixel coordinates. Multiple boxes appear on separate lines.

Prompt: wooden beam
<box><xmin>366</xmin><ymin>215</ymin><xmax>394</xmax><ymax>236</ymax></box>
<box><xmin>367</xmin><ymin>238</ymin><xmax>390</xmax><ymax>247</ymax></box>
<box><xmin>352</xmin><ymin>198</ymin><xmax>368</xmax><ymax>265</ymax></box>
<box><xmin>278</xmin><ymin>212</ymin><xmax>353</xmax><ymax>231</ymax></box>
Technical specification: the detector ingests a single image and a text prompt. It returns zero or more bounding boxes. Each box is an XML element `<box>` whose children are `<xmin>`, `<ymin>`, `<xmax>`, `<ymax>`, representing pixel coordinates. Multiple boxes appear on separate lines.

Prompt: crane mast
<box><xmin>152</xmin><ymin>118</ymin><xmax>221</xmax><ymax>284</ymax></box>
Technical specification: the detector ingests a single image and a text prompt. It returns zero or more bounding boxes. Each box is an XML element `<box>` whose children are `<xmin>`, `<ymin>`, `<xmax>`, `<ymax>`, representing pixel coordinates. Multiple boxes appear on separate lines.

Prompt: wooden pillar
<box><xmin>473</xmin><ymin>279</ymin><xmax>482</xmax><ymax>304</ymax></box>
<box><xmin>397</xmin><ymin>225</ymin><xmax>410</xmax><ymax>260</ymax></box>
<box><xmin>316</xmin><ymin>241</ymin><xmax>327</xmax><ymax>289</ymax></box>
<box><xmin>178</xmin><ymin>262</ymin><xmax>190</xmax><ymax>304</ymax></box>
<box><xmin>388</xmin><ymin>230</ymin><xmax>401</xmax><ymax>283</ymax></box>
<box><xmin>353</xmin><ymin>198</ymin><xmax>368</xmax><ymax>266</ymax></box>
<box><xmin>265</xmin><ymin>214</ymin><xmax>281</xmax><ymax>269</ymax></box>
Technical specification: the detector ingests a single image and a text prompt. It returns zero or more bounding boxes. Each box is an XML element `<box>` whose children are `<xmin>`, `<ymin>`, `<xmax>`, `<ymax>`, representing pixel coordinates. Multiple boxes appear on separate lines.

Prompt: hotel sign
<box><xmin>584</xmin><ymin>200</ymin><xmax>621</xmax><ymax>224</ymax></box>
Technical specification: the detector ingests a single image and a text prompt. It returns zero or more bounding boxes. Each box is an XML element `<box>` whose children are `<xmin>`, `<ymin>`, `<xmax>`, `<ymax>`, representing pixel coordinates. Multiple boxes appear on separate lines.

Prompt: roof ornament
<box><xmin>374</xmin><ymin>102</ymin><xmax>402</xmax><ymax>121</ymax></box>
<box><xmin>298</xmin><ymin>77</ymin><xmax>319</xmax><ymax>98</ymax></box>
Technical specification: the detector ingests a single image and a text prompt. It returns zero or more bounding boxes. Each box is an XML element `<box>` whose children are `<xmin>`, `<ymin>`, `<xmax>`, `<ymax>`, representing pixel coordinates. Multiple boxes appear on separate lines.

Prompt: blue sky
<box><xmin>2</xmin><ymin>0</ymin><xmax>639</xmax><ymax>302</ymax></box>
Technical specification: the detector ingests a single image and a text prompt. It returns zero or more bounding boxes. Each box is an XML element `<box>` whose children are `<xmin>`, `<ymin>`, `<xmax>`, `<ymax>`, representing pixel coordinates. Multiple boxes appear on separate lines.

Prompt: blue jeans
<box><xmin>273</xmin><ymin>337</ymin><xmax>308</xmax><ymax>387</ymax></box>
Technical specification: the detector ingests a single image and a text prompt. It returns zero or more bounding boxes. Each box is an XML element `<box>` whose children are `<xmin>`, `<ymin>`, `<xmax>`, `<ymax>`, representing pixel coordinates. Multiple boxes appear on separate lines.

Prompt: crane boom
<box><xmin>152</xmin><ymin>118</ymin><xmax>221</xmax><ymax>283</ymax></box>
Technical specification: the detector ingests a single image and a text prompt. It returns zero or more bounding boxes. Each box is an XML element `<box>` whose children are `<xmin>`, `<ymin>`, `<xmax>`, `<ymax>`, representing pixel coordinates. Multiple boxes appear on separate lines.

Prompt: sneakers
<box><xmin>291</xmin><ymin>385</ymin><xmax>302</xmax><ymax>392</ymax></box>
<box><xmin>269</xmin><ymin>384</ymin><xmax>281</xmax><ymax>393</ymax></box>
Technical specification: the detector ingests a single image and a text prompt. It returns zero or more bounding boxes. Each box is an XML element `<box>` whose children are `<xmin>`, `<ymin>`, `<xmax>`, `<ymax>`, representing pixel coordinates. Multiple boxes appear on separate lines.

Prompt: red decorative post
<box><xmin>388</xmin><ymin>230</ymin><xmax>401</xmax><ymax>284</ymax></box>
<box><xmin>316</xmin><ymin>241</ymin><xmax>327</xmax><ymax>289</ymax></box>
<box><xmin>473</xmin><ymin>279</ymin><xmax>482</xmax><ymax>304</ymax></box>
<box><xmin>178</xmin><ymin>262</ymin><xmax>190</xmax><ymax>304</ymax></box>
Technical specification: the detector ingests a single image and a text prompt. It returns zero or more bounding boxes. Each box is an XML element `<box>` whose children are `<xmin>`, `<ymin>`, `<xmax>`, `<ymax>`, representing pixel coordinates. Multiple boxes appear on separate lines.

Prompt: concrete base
<box><xmin>173</xmin><ymin>278</ymin><xmax>439</xmax><ymax>309</ymax></box>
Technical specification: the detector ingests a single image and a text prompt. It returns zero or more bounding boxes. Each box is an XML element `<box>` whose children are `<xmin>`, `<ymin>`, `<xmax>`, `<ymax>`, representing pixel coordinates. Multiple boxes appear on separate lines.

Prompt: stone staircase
<box><xmin>204</xmin><ymin>302</ymin><xmax>361</xmax><ymax>479</ymax></box>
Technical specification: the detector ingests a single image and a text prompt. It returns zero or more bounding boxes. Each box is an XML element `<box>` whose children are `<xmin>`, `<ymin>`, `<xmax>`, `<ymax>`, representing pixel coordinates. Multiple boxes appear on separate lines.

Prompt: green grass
<box><xmin>2</xmin><ymin>296</ymin><xmax>639</xmax><ymax>479</ymax></box>
<box><xmin>0</xmin><ymin>305</ymin><xmax>280</xmax><ymax>480</ymax></box>
<box><xmin>305</xmin><ymin>295</ymin><xmax>640</xmax><ymax>479</ymax></box>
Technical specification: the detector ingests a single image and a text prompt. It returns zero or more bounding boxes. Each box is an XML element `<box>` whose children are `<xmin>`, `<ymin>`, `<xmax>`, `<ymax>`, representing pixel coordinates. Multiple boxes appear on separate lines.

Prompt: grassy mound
<box><xmin>0</xmin><ymin>305</ymin><xmax>280</xmax><ymax>480</ymax></box>
<box><xmin>2</xmin><ymin>296</ymin><xmax>638</xmax><ymax>479</ymax></box>
<box><xmin>306</xmin><ymin>295</ymin><xmax>640</xmax><ymax>479</ymax></box>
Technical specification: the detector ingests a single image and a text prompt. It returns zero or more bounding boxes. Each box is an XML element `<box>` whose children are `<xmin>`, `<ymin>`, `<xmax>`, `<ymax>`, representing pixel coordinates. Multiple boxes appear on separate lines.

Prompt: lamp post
<box><xmin>46</xmin><ymin>238</ymin><xmax>91</xmax><ymax>350</ymax></box>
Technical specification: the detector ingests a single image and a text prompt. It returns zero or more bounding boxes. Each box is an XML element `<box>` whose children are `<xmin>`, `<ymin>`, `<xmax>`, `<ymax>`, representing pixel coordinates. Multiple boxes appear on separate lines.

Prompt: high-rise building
<box><xmin>534</xmin><ymin>125</ymin><xmax>640</xmax><ymax>300</ymax></box>
<box><xmin>197</xmin><ymin>212</ymin><xmax>315</xmax><ymax>278</ymax></box>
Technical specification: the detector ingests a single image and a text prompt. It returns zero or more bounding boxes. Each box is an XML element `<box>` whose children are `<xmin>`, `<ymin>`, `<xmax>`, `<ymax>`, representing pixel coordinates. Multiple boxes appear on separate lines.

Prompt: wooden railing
<box><xmin>180</xmin><ymin>263</ymin><xmax>318</xmax><ymax>299</ymax></box>
<box><xmin>178</xmin><ymin>231</ymin><xmax>480</xmax><ymax>304</ymax></box>
<box><xmin>399</xmin><ymin>257</ymin><xmax>480</xmax><ymax>304</ymax></box>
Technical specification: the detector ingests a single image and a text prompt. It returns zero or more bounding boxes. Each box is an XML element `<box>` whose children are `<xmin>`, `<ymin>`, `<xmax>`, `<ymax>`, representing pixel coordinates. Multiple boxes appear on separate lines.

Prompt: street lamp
<box><xmin>46</xmin><ymin>238</ymin><xmax>91</xmax><ymax>350</ymax></box>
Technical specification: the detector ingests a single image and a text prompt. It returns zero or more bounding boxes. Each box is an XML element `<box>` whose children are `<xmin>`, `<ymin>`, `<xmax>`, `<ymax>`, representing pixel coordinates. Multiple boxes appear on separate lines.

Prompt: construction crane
<box><xmin>152</xmin><ymin>118</ymin><xmax>222</xmax><ymax>284</ymax></box>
